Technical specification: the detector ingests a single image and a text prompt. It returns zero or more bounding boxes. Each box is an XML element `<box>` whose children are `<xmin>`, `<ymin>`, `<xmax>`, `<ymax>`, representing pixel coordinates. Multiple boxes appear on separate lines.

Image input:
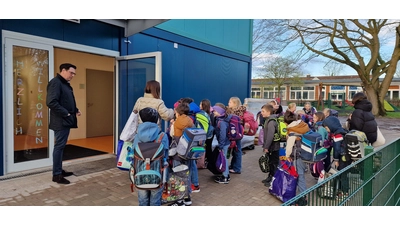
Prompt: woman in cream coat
<box><xmin>133</xmin><ymin>80</ymin><xmax>174</xmax><ymax>126</ymax></box>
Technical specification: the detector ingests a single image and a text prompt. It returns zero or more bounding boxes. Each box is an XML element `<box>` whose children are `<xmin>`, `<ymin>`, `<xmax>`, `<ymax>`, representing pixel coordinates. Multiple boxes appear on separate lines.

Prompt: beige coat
<box><xmin>133</xmin><ymin>93</ymin><xmax>174</xmax><ymax>125</ymax></box>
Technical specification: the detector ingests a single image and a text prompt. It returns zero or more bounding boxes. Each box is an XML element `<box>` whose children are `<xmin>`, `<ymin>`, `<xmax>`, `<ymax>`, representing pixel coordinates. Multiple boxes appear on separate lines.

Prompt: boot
<box><xmin>62</xmin><ymin>170</ymin><xmax>74</xmax><ymax>177</ymax></box>
<box><xmin>52</xmin><ymin>174</ymin><xmax>70</xmax><ymax>184</ymax></box>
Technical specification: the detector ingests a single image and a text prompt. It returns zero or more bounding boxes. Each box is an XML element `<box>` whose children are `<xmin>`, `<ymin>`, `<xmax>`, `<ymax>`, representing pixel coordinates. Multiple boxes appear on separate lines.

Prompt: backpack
<box><xmin>344</xmin><ymin>130</ymin><xmax>369</xmax><ymax>160</ymax></box>
<box><xmin>175</xmin><ymin>127</ymin><xmax>206</xmax><ymax>160</ymax></box>
<box><xmin>218</xmin><ymin>114</ymin><xmax>244</xmax><ymax>141</ymax></box>
<box><xmin>299</xmin><ymin>131</ymin><xmax>328</xmax><ymax>162</ymax></box>
<box><xmin>309</xmin><ymin>160</ymin><xmax>325</xmax><ymax>178</ymax></box>
<box><xmin>267</xmin><ymin>116</ymin><xmax>287</xmax><ymax>142</ymax></box>
<box><xmin>129</xmin><ymin>132</ymin><xmax>166</xmax><ymax>191</ymax></box>
<box><xmin>242</xmin><ymin>111</ymin><xmax>258</xmax><ymax>136</ymax></box>
<box><xmin>195</xmin><ymin>110</ymin><xmax>214</xmax><ymax>139</ymax></box>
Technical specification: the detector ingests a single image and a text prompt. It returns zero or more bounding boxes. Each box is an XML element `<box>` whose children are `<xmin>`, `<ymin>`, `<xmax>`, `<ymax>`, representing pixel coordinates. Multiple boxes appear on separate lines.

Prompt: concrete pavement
<box><xmin>1</xmin><ymin>120</ymin><xmax>398</xmax><ymax>206</ymax></box>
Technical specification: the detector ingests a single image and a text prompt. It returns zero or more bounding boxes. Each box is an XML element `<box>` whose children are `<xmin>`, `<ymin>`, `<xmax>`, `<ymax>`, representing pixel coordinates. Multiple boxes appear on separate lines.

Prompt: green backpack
<box><xmin>266</xmin><ymin>116</ymin><xmax>287</xmax><ymax>142</ymax></box>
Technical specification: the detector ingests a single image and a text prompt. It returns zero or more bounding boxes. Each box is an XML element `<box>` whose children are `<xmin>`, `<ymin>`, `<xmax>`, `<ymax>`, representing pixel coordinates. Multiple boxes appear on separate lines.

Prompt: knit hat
<box><xmin>139</xmin><ymin>107</ymin><xmax>159</xmax><ymax>123</ymax></box>
<box><xmin>213</xmin><ymin>105</ymin><xmax>226</xmax><ymax>117</ymax></box>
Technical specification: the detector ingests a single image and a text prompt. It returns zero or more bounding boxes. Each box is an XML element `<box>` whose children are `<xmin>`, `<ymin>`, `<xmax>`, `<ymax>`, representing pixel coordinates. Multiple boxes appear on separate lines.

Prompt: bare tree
<box><xmin>322</xmin><ymin>60</ymin><xmax>345</xmax><ymax>76</ymax></box>
<box><xmin>254</xmin><ymin>19</ymin><xmax>400</xmax><ymax>116</ymax></box>
<box><xmin>257</xmin><ymin>56</ymin><xmax>303</xmax><ymax>100</ymax></box>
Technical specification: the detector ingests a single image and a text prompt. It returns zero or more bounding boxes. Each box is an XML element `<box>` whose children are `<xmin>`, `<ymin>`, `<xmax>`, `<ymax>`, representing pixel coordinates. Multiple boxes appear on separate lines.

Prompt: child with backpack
<box><xmin>213</xmin><ymin>104</ymin><xmax>231</xmax><ymax>184</ymax></box>
<box><xmin>200</xmin><ymin>99</ymin><xmax>214</xmax><ymax>173</ymax></box>
<box><xmin>132</xmin><ymin>107</ymin><xmax>169</xmax><ymax>206</ymax></box>
<box><xmin>322</xmin><ymin>116</ymin><xmax>350</xmax><ymax>198</ymax></box>
<box><xmin>169</xmin><ymin>102</ymin><xmax>197</xmax><ymax>206</ymax></box>
<box><xmin>227</xmin><ymin>96</ymin><xmax>246</xmax><ymax>174</ymax></box>
<box><xmin>313</xmin><ymin>112</ymin><xmax>332</xmax><ymax>172</ymax></box>
<box><xmin>260</xmin><ymin>104</ymin><xmax>280</xmax><ymax>187</ymax></box>
<box><xmin>284</xmin><ymin>111</ymin><xmax>310</xmax><ymax>204</ymax></box>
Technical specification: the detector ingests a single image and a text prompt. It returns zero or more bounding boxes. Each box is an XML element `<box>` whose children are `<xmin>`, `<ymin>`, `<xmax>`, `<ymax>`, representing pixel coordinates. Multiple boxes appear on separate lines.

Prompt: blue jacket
<box><xmin>215</xmin><ymin>116</ymin><xmax>231</xmax><ymax>150</ymax></box>
<box><xmin>133</xmin><ymin>122</ymin><xmax>169</xmax><ymax>164</ymax></box>
<box><xmin>323</xmin><ymin>116</ymin><xmax>348</xmax><ymax>161</ymax></box>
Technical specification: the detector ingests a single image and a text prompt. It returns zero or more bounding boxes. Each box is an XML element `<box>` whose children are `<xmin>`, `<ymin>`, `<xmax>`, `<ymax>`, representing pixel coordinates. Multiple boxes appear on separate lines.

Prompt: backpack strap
<box><xmin>155</xmin><ymin>131</ymin><xmax>165</xmax><ymax>143</ymax></box>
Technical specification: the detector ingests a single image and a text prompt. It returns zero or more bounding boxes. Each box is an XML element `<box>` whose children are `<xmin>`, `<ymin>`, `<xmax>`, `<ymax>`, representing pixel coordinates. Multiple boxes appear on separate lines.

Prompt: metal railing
<box><xmin>282</xmin><ymin>138</ymin><xmax>400</xmax><ymax>206</ymax></box>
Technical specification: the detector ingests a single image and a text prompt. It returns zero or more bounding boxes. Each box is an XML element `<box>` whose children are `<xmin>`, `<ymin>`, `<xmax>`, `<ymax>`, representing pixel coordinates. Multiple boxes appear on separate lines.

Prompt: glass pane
<box><xmin>393</xmin><ymin>91</ymin><xmax>399</xmax><ymax>99</ymax></box>
<box><xmin>13</xmin><ymin>46</ymin><xmax>49</xmax><ymax>163</ymax></box>
<box><xmin>303</xmin><ymin>92</ymin><xmax>309</xmax><ymax>99</ymax></box>
<box><xmin>309</xmin><ymin>91</ymin><xmax>314</xmax><ymax>99</ymax></box>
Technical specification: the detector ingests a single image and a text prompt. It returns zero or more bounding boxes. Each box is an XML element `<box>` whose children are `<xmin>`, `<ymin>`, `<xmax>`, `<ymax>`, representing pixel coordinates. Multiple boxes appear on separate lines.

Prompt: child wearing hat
<box><xmin>212</xmin><ymin>103</ymin><xmax>231</xmax><ymax>184</ymax></box>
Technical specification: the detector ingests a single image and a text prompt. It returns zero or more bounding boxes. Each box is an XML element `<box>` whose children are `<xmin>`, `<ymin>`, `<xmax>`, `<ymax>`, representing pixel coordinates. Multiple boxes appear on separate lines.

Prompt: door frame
<box><xmin>114</xmin><ymin>52</ymin><xmax>162</xmax><ymax>153</ymax></box>
<box><xmin>2</xmin><ymin>30</ymin><xmax>119</xmax><ymax>175</ymax></box>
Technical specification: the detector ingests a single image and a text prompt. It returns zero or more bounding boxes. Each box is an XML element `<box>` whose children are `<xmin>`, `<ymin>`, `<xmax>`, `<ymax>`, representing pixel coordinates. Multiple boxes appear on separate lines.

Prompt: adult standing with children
<box><xmin>46</xmin><ymin>63</ymin><xmax>81</xmax><ymax>184</ymax></box>
<box><xmin>133</xmin><ymin>80</ymin><xmax>174</xmax><ymax>125</ymax></box>
<box><xmin>347</xmin><ymin>92</ymin><xmax>378</xmax><ymax>145</ymax></box>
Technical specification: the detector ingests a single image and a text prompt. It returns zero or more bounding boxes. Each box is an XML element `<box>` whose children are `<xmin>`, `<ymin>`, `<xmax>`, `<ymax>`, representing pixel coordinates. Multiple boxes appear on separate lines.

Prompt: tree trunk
<box><xmin>364</xmin><ymin>85</ymin><xmax>386</xmax><ymax>116</ymax></box>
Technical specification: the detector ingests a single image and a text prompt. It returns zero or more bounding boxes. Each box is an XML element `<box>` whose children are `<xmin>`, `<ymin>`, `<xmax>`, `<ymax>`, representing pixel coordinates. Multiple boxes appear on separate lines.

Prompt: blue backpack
<box><xmin>299</xmin><ymin>131</ymin><xmax>328</xmax><ymax>162</ymax></box>
<box><xmin>129</xmin><ymin>132</ymin><xmax>166</xmax><ymax>190</ymax></box>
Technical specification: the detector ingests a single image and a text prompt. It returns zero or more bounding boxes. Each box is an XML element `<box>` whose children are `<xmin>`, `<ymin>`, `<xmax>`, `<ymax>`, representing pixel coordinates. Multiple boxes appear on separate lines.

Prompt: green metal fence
<box><xmin>282</xmin><ymin>138</ymin><xmax>400</xmax><ymax>206</ymax></box>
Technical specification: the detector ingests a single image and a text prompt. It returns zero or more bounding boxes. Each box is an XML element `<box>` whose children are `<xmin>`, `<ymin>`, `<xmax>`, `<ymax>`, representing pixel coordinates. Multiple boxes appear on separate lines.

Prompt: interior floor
<box><xmin>67</xmin><ymin>136</ymin><xmax>114</xmax><ymax>154</ymax></box>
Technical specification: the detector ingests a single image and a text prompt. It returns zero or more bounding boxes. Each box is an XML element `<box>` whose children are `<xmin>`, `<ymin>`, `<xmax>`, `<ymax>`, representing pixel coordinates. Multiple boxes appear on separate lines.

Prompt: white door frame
<box><xmin>114</xmin><ymin>52</ymin><xmax>162</xmax><ymax>153</ymax></box>
<box><xmin>2</xmin><ymin>30</ymin><xmax>120</xmax><ymax>175</ymax></box>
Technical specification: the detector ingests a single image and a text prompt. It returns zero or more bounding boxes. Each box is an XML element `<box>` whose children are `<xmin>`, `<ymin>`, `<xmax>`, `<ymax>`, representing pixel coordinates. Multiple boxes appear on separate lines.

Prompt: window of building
<box><xmin>290</xmin><ymin>86</ymin><xmax>314</xmax><ymax>100</ymax></box>
<box><xmin>330</xmin><ymin>86</ymin><xmax>345</xmax><ymax>101</ymax></box>
<box><xmin>348</xmin><ymin>86</ymin><xmax>363</xmax><ymax>100</ymax></box>
<box><xmin>263</xmin><ymin>86</ymin><xmax>286</xmax><ymax>100</ymax></box>
<box><xmin>251</xmin><ymin>87</ymin><xmax>261</xmax><ymax>98</ymax></box>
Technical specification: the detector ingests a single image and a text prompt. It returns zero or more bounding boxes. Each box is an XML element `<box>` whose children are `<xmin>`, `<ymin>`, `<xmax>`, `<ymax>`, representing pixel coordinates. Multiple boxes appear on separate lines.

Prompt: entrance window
<box><xmin>13</xmin><ymin>46</ymin><xmax>49</xmax><ymax>163</ymax></box>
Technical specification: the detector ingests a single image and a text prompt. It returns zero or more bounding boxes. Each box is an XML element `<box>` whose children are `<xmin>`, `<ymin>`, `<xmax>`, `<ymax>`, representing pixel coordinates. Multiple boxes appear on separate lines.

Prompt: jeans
<box><xmin>230</xmin><ymin>140</ymin><xmax>242</xmax><ymax>172</ymax></box>
<box><xmin>295</xmin><ymin>158</ymin><xmax>307</xmax><ymax>194</ymax></box>
<box><xmin>137</xmin><ymin>188</ymin><xmax>163</xmax><ymax>206</ymax></box>
<box><xmin>189</xmin><ymin>159</ymin><xmax>199</xmax><ymax>187</ymax></box>
<box><xmin>53</xmin><ymin>128</ymin><xmax>70</xmax><ymax>176</ymax></box>
<box><xmin>222</xmin><ymin>145</ymin><xmax>230</xmax><ymax>178</ymax></box>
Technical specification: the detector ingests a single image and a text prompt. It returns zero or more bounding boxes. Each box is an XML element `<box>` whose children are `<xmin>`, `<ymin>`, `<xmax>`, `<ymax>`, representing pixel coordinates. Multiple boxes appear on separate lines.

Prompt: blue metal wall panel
<box><xmin>156</xmin><ymin>19</ymin><xmax>253</xmax><ymax>56</ymax></box>
<box><xmin>0</xmin><ymin>19</ymin><xmax>122</xmax><ymax>51</ymax></box>
<box><xmin>126</xmin><ymin>31</ymin><xmax>251</xmax><ymax>110</ymax></box>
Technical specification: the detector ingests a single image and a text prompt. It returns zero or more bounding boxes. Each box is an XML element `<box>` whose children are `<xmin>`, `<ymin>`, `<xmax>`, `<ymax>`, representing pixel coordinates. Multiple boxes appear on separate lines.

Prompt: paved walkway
<box><xmin>1</xmin><ymin>119</ymin><xmax>398</xmax><ymax>206</ymax></box>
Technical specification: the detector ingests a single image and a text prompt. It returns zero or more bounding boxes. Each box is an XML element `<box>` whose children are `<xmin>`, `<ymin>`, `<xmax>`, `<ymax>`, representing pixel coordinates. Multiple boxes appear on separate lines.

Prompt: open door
<box><xmin>114</xmin><ymin>52</ymin><xmax>162</xmax><ymax>153</ymax></box>
<box><xmin>4</xmin><ymin>38</ymin><xmax>54</xmax><ymax>173</ymax></box>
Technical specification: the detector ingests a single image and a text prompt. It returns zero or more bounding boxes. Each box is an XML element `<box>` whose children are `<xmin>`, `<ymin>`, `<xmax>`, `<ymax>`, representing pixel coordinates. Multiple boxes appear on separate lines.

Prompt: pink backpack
<box><xmin>242</xmin><ymin>111</ymin><xmax>258</xmax><ymax>136</ymax></box>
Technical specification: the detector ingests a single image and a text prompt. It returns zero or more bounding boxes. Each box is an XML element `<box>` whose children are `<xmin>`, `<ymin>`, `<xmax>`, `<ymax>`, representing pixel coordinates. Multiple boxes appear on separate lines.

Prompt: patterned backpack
<box><xmin>129</xmin><ymin>132</ymin><xmax>166</xmax><ymax>191</ymax></box>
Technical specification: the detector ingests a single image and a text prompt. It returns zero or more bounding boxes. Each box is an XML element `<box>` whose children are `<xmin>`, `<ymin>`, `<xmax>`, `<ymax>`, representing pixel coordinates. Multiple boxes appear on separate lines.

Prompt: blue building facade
<box><xmin>0</xmin><ymin>19</ymin><xmax>253</xmax><ymax>176</ymax></box>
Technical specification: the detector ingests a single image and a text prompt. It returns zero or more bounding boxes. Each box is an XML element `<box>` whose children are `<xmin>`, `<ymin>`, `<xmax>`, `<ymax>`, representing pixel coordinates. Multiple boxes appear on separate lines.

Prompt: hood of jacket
<box><xmin>287</xmin><ymin>120</ymin><xmax>309</xmax><ymax>135</ymax></box>
<box><xmin>323</xmin><ymin>116</ymin><xmax>347</xmax><ymax>134</ymax></box>
<box><xmin>354</xmin><ymin>99</ymin><xmax>373</xmax><ymax>112</ymax></box>
<box><xmin>135</xmin><ymin>122</ymin><xmax>161</xmax><ymax>143</ymax></box>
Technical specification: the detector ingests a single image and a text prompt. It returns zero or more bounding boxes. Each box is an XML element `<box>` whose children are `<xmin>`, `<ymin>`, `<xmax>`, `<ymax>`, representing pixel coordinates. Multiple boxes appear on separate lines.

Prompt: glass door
<box><xmin>4</xmin><ymin>38</ymin><xmax>54</xmax><ymax>173</ymax></box>
<box><xmin>114</xmin><ymin>52</ymin><xmax>162</xmax><ymax>153</ymax></box>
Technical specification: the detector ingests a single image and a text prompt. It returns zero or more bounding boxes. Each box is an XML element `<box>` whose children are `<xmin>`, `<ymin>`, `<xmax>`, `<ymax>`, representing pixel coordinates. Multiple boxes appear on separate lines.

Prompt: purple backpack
<box><xmin>215</xmin><ymin>149</ymin><xmax>226</xmax><ymax>172</ymax></box>
<box><xmin>309</xmin><ymin>161</ymin><xmax>325</xmax><ymax>178</ymax></box>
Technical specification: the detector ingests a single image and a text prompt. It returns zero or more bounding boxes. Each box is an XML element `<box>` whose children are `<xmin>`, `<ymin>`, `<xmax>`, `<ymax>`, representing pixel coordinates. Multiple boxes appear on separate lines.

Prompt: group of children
<box><xmin>160</xmin><ymin>96</ymin><xmax>250</xmax><ymax>206</ymax></box>
<box><xmin>260</xmin><ymin>101</ymin><xmax>351</xmax><ymax>203</ymax></box>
